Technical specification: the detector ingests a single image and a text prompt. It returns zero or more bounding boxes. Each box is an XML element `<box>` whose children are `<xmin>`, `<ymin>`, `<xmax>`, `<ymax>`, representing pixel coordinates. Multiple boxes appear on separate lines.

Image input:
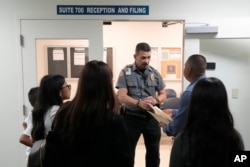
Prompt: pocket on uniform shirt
<box><xmin>146</xmin><ymin>80</ymin><xmax>158</xmax><ymax>94</ymax></box>
<box><xmin>127</xmin><ymin>80</ymin><xmax>139</xmax><ymax>95</ymax></box>
<box><xmin>147</xmin><ymin>80</ymin><xmax>157</xmax><ymax>87</ymax></box>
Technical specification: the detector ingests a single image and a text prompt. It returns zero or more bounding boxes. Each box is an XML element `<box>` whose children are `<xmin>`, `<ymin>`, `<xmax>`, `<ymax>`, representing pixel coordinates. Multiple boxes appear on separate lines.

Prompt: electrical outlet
<box><xmin>232</xmin><ymin>89</ymin><xmax>238</xmax><ymax>99</ymax></box>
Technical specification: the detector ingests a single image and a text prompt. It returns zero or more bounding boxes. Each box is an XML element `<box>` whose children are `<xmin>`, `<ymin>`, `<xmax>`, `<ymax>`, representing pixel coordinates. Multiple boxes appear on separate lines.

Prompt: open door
<box><xmin>20</xmin><ymin>19</ymin><xmax>103</xmax><ymax>113</ymax></box>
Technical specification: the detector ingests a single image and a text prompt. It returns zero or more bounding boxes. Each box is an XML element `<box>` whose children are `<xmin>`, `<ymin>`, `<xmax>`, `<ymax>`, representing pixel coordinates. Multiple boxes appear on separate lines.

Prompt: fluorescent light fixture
<box><xmin>185</xmin><ymin>26</ymin><xmax>218</xmax><ymax>34</ymax></box>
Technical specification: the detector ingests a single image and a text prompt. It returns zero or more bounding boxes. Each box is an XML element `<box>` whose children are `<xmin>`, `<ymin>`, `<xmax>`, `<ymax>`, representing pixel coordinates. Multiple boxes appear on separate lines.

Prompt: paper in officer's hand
<box><xmin>147</xmin><ymin>104</ymin><xmax>172</xmax><ymax>124</ymax></box>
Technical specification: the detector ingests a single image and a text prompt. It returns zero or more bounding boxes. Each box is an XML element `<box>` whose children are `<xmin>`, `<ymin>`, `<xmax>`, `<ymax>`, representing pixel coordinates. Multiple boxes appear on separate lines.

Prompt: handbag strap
<box><xmin>39</xmin><ymin>139</ymin><xmax>46</xmax><ymax>167</ymax></box>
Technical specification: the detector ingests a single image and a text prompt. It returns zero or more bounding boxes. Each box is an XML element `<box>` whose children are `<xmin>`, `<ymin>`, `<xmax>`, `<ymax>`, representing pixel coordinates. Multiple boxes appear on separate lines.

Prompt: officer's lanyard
<box><xmin>139</xmin><ymin>69</ymin><xmax>153</xmax><ymax>97</ymax></box>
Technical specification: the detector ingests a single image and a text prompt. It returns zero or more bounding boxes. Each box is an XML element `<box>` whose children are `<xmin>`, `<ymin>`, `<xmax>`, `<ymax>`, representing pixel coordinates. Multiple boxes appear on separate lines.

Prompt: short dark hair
<box><xmin>28</xmin><ymin>87</ymin><xmax>39</xmax><ymax>107</ymax></box>
<box><xmin>187</xmin><ymin>54</ymin><xmax>207</xmax><ymax>76</ymax></box>
<box><xmin>135</xmin><ymin>42</ymin><xmax>151</xmax><ymax>53</ymax></box>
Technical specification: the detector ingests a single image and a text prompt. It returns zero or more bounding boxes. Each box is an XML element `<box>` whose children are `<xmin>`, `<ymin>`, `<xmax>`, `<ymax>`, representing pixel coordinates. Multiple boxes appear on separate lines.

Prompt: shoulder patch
<box><xmin>119</xmin><ymin>71</ymin><xmax>124</xmax><ymax>77</ymax></box>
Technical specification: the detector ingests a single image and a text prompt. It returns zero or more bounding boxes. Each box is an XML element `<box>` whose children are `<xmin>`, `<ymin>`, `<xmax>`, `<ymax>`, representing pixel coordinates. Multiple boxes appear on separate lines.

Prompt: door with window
<box><xmin>20</xmin><ymin>19</ymin><xmax>103</xmax><ymax>113</ymax></box>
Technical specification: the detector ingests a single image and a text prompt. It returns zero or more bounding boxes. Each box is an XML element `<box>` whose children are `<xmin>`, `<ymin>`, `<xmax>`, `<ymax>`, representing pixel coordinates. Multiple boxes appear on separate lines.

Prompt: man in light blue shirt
<box><xmin>163</xmin><ymin>54</ymin><xmax>207</xmax><ymax>136</ymax></box>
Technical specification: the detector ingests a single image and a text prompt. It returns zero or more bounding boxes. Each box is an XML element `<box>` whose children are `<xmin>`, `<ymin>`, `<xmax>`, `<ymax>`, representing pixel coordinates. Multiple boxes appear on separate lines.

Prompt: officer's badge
<box><xmin>150</xmin><ymin>73</ymin><xmax>155</xmax><ymax>81</ymax></box>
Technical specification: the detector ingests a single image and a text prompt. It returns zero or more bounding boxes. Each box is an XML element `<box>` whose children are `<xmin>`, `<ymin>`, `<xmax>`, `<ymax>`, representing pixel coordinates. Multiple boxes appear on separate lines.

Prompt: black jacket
<box><xmin>43</xmin><ymin>114</ymin><xmax>133</xmax><ymax>167</ymax></box>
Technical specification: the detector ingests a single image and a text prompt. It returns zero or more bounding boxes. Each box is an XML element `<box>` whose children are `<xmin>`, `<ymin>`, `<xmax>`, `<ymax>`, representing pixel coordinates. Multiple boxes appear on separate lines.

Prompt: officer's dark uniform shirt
<box><xmin>116</xmin><ymin>63</ymin><xmax>165</xmax><ymax>112</ymax></box>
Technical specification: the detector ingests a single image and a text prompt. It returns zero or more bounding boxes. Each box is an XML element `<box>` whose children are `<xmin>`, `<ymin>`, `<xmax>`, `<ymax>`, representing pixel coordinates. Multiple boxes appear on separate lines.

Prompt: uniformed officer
<box><xmin>116</xmin><ymin>42</ymin><xmax>166</xmax><ymax>167</ymax></box>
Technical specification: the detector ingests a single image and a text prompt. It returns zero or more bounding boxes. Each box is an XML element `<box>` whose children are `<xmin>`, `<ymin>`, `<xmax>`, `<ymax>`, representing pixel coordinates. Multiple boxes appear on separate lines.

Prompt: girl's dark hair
<box><xmin>31</xmin><ymin>74</ymin><xmax>65</xmax><ymax>141</ymax></box>
<box><xmin>53</xmin><ymin>60</ymin><xmax>117</xmax><ymax>145</ymax></box>
<box><xmin>183</xmin><ymin>77</ymin><xmax>244</xmax><ymax>166</ymax></box>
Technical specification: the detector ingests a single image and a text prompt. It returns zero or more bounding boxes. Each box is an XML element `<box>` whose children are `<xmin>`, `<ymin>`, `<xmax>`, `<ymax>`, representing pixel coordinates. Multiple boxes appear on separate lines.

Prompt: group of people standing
<box><xmin>19</xmin><ymin>75</ymin><xmax>71</xmax><ymax>156</ymax></box>
<box><xmin>19</xmin><ymin>42</ymin><xmax>244</xmax><ymax>167</ymax></box>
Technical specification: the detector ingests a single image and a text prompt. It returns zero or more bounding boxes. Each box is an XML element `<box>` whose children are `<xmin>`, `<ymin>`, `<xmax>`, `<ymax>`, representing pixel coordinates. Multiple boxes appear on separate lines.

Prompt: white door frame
<box><xmin>16</xmin><ymin>18</ymin><xmax>103</xmax><ymax>166</ymax></box>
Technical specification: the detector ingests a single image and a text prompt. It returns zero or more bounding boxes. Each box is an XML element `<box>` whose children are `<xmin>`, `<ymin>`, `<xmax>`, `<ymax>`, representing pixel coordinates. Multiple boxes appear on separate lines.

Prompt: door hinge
<box><xmin>23</xmin><ymin>104</ymin><xmax>28</xmax><ymax>117</ymax></box>
<box><xmin>20</xmin><ymin>34</ymin><xmax>24</xmax><ymax>47</ymax></box>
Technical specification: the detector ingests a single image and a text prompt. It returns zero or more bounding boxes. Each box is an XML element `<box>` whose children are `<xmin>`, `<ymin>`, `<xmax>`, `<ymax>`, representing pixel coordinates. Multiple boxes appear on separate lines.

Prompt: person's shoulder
<box><xmin>148</xmin><ymin>65</ymin><xmax>161</xmax><ymax>75</ymax></box>
<box><xmin>120</xmin><ymin>64</ymin><xmax>133</xmax><ymax>70</ymax></box>
<box><xmin>148</xmin><ymin>65</ymin><xmax>157</xmax><ymax>72</ymax></box>
<box><xmin>126</xmin><ymin>64</ymin><xmax>133</xmax><ymax>68</ymax></box>
<box><xmin>182</xmin><ymin>88</ymin><xmax>193</xmax><ymax>96</ymax></box>
<box><xmin>234</xmin><ymin>129</ymin><xmax>245</xmax><ymax>150</ymax></box>
<box><xmin>51</xmin><ymin>105</ymin><xmax>60</xmax><ymax>111</ymax></box>
<box><xmin>50</xmin><ymin>101</ymin><xmax>71</xmax><ymax>112</ymax></box>
<box><xmin>60</xmin><ymin>101</ymin><xmax>71</xmax><ymax>110</ymax></box>
<box><xmin>47</xmin><ymin>105</ymin><xmax>63</xmax><ymax>117</ymax></box>
<box><xmin>55</xmin><ymin>101</ymin><xmax>71</xmax><ymax>117</ymax></box>
<box><xmin>24</xmin><ymin>111</ymin><xmax>32</xmax><ymax>123</ymax></box>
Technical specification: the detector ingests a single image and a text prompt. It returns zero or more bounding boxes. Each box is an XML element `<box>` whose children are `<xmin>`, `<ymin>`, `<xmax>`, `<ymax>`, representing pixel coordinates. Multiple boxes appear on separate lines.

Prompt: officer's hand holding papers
<box><xmin>147</xmin><ymin>104</ymin><xmax>172</xmax><ymax>124</ymax></box>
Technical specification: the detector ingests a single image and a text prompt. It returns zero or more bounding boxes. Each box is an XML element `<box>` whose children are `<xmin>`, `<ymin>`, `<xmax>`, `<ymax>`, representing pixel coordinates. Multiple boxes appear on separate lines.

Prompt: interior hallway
<box><xmin>135</xmin><ymin>132</ymin><xmax>173</xmax><ymax>167</ymax></box>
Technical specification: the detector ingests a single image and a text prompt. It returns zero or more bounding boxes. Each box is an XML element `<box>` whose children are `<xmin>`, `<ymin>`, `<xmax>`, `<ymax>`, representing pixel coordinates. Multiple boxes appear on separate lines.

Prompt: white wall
<box><xmin>200</xmin><ymin>39</ymin><xmax>250</xmax><ymax>149</ymax></box>
<box><xmin>1</xmin><ymin>0</ymin><xmax>250</xmax><ymax>166</ymax></box>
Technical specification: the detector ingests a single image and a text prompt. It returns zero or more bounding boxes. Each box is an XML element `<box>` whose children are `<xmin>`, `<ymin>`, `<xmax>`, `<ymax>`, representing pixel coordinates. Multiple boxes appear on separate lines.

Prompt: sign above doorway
<box><xmin>57</xmin><ymin>5</ymin><xmax>149</xmax><ymax>15</ymax></box>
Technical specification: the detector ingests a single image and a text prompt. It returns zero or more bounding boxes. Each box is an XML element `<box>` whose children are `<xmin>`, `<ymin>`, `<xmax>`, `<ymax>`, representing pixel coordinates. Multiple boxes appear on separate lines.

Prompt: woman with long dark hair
<box><xmin>44</xmin><ymin>60</ymin><xmax>132</xmax><ymax>167</ymax></box>
<box><xmin>169</xmin><ymin>77</ymin><xmax>244</xmax><ymax>167</ymax></box>
<box><xmin>31</xmin><ymin>74</ymin><xmax>71</xmax><ymax>141</ymax></box>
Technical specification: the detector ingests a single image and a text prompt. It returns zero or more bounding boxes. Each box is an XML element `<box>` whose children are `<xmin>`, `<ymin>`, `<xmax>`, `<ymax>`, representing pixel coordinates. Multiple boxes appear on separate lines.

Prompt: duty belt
<box><xmin>121</xmin><ymin>108</ymin><xmax>149</xmax><ymax>118</ymax></box>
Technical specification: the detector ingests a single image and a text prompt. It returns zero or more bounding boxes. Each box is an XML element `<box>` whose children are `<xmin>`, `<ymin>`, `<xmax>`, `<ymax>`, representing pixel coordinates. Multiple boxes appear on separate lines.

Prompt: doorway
<box><xmin>103</xmin><ymin>20</ymin><xmax>184</xmax><ymax>96</ymax></box>
<box><xmin>103</xmin><ymin>20</ymin><xmax>184</xmax><ymax>167</ymax></box>
<box><xmin>20</xmin><ymin>19</ymin><xmax>103</xmax><ymax>112</ymax></box>
<box><xmin>20</xmin><ymin>19</ymin><xmax>184</xmax><ymax>167</ymax></box>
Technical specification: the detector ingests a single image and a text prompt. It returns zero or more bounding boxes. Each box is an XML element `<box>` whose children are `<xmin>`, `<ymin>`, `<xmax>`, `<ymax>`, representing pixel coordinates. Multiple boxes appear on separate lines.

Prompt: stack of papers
<box><xmin>147</xmin><ymin>104</ymin><xmax>172</xmax><ymax>124</ymax></box>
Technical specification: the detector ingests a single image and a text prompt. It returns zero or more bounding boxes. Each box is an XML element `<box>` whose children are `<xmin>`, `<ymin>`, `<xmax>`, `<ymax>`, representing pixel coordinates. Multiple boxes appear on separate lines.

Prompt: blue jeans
<box><xmin>123</xmin><ymin>114</ymin><xmax>161</xmax><ymax>167</ymax></box>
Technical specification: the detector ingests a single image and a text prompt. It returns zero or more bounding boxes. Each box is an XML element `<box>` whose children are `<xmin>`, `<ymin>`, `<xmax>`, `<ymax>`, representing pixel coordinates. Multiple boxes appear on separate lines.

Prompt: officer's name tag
<box><xmin>125</xmin><ymin>68</ymin><xmax>131</xmax><ymax>75</ymax></box>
